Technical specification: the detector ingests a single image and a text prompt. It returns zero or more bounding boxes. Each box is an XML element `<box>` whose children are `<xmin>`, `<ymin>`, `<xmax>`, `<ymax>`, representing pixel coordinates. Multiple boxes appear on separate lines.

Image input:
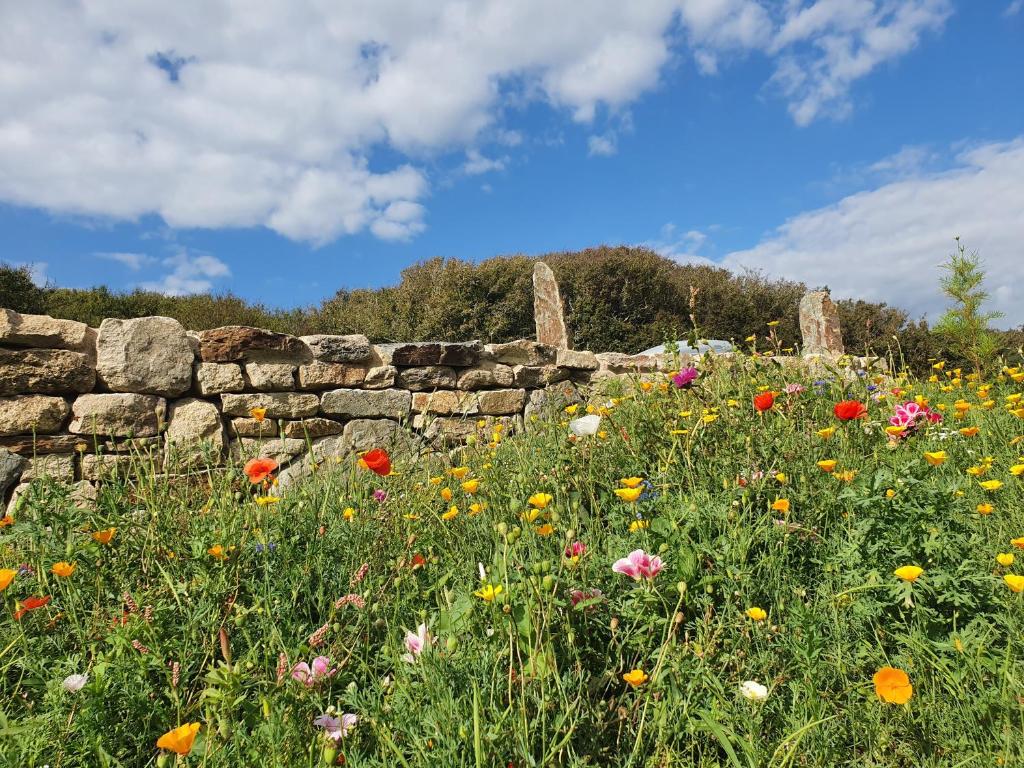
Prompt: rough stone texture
<box><xmin>300</xmin><ymin>334</ymin><xmax>372</xmax><ymax>363</ymax></box>
<box><xmin>556</xmin><ymin>349</ymin><xmax>599</xmax><ymax>370</ymax></box>
<box><xmin>199</xmin><ymin>326</ymin><xmax>311</xmax><ymax>363</ymax></box>
<box><xmin>512</xmin><ymin>365</ymin><xmax>569</xmax><ymax>388</ymax></box>
<box><xmin>417</xmin><ymin>415</ymin><xmax>517</xmax><ymax>447</ymax></box>
<box><xmin>0</xmin><ymin>395</ymin><xmax>71</xmax><ymax>436</ymax></box>
<box><xmin>165</xmin><ymin>398</ymin><xmax>225</xmax><ymax>455</ymax></box>
<box><xmin>96</xmin><ymin>316</ymin><xmax>194</xmax><ymax>397</ymax></box>
<box><xmin>595</xmin><ymin>352</ymin><xmax>663</xmax><ymax>374</ymax></box>
<box><xmin>363</xmin><ymin>365</ymin><xmax>398</xmax><ymax>390</ymax></box>
<box><xmin>381</xmin><ymin>341</ymin><xmax>482</xmax><ymax>367</ymax></box>
<box><xmin>0</xmin><ymin>434</ymin><xmax>88</xmax><ymax>455</ymax></box>
<box><xmin>487</xmin><ymin>340</ymin><xmax>557</xmax><ymax>366</ymax></box>
<box><xmin>21</xmin><ymin>453</ymin><xmax>76</xmax><ymax>483</ymax></box>
<box><xmin>69</xmin><ymin>480</ymin><xmax>99</xmax><ymax>510</ymax></box>
<box><xmin>412</xmin><ymin>390</ymin><xmax>479</xmax><ymax>415</ymax></box>
<box><xmin>0</xmin><ymin>348</ymin><xmax>95</xmax><ymax>396</ymax></box>
<box><xmin>195</xmin><ymin>362</ymin><xmax>245</xmax><ymax>395</ymax></box>
<box><xmin>397</xmin><ymin>366</ymin><xmax>457</xmax><ymax>391</ymax></box>
<box><xmin>102</xmin><ymin>436</ymin><xmax>163</xmax><ymax>453</ymax></box>
<box><xmin>229</xmin><ymin>418</ymin><xmax>280</xmax><ymax>438</ymax></box>
<box><xmin>478</xmin><ymin>388</ymin><xmax>527</xmax><ymax>415</ymax></box>
<box><xmin>233</xmin><ymin>437</ymin><xmax>308</xmax><ymax>463</ymax></box>
<box><xmin>281</xmin><ymin>418</ymin><xmax>344</xmax><ymax>439</ymax></box>
<box><xmin>221</xmin><ymin>392</ymin><xmax>319</xmax><ymax>419</ymax></box>
<box><xmin>1</xmin><ymin>447</ymin><xmax>28</xmax><ymax>499</ymax></box>
<box><xmin>297</xmin><ymin>362</ymin><xmax>367</xmax><ymax>390</ymax></box>
<box><xmin>0</xmin><ymin>309</ymin><xmax>91</xmax><ymax>350</ymax></box>
<box><xmin>69</xmin><ymin>393</ymin><xmax>166</xmax><ymax>437</ymax></box>
<box><xmin>456</xmin><ymin>363</ymin><xmax>514</xmax><ymax>390</ymax></box>
<box><xmin>533</xmin><ymin>262</ymin><xmax>571</xmax><ymax>349</ymax></box>
<box><xmin>308</xmin><ymin>435</ymin><xmax>349</xmax><ymax>463</ymax></box>
<box><xmin>320</xmin><ymin>388</ymin><xmax>411</xmax><ymax>420</ymax></box>
<box><xmin>343</xmin><ymin>418</ymin><xmax>417</xmax><ymax>454</ymax></box>
<box><xmin>81</xmin><ymin>454</ymin><xmax>150</xmax><ymax>482</ymax></box>
<box><xmin>245</xmin><ymin>363</ymin><xmax>296</xmax><ymax>391</ymax></box>
<box><xmin>799</xmin><ymin>291</ymin><xmax>845</xmax><ymax>356</ymax></box>
<box><xmin>524</xmin><ymin>381</ymin><xmax>586</xmax><ymax>421</ymax></box>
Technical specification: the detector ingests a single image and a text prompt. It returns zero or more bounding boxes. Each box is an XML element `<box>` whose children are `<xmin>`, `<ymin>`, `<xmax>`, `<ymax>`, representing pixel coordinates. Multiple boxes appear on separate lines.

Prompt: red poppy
<box><xmin>410</xmin><ymin>553</ymin><xmax>426</xmax><ymax>570</ymax></box>
<box><xmin>14</xmin><ymin>595</ymin><xmax>51</xmax><ymax>621</ymax></box>
<box><xmin>834</xmin><ymin>400</ymin><xmax>868</xmax><ymax>421</ymax></box>
<box><xmin>753</xmin><ymin>392</ymin><xmax>775</xmax><ymax>412</ymax></box>
<box><xmin>361</xmin><ymin>448</ymin><xmax>391</xmax><ymax>477</ymax></box>
<box><xmin>244</xmin><ymin>457</ymin><xmax>279</xmax><ymax>484</ymax></box>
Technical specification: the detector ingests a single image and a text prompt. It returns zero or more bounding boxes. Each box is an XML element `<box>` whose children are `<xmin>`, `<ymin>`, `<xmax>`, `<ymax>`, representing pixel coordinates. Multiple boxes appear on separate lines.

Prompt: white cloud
<box><xmin>95</xmin><ymin>252</ymin><xmax>155</xmax><ymax>271</ymax></box>
<box><xmin>140</xmin><ymin>251</ymin><xmax>231</xmax><ymax>295</ymax></box>
<box><xmin>645</xmin><ymin>223</ymin><xmax>718</xmax><ymax>266</ymax></box>
<box><xmin>0</xmin><ymin>1</ymin><xmax>953</xmax><ymax>245</ymax></box>
<box><xmin>462</xmin><ymin>149</ymin><xmax>507</xmax><ymax>176</ymax></box>
<box><xmin>1006</xmin><ymin>0</ymin><xmax>1023</xmax><ymax>16</ymax></box>
<box><xmin>722</xmin><ymin>138</ymin><xmax>1024</xmax><ymax>327</ymax></box>
<box><xmin>10</xmin><ymin>261</ymin><xmax>49</xmax><ymax>287</ymax></box>
<box><xmin>587</xmin><ymin>134</ymin><xmax>618</xmax><ymax>157</ymax></box>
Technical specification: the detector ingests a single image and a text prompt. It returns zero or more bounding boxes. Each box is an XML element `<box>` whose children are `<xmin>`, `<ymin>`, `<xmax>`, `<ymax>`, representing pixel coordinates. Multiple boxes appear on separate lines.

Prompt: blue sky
<box><xmin>2</xmin><ymin>1</ymin><xmax>1023</xmax><ymax>324</ymax></box>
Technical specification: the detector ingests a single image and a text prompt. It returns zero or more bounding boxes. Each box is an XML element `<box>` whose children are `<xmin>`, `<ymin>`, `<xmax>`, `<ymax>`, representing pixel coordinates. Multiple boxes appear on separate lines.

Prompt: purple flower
<box><xmin>373</xmin><ymin>489</ymin><xmax>388</xmax><ymax>503</ymax></box>
<box><xmin>291</xmin><ymin>655</ymin><xmax>336</xmax><ymax>686</ymax></box>
<box><xmin>672</xmin><ymin>367</ymin><xmax>699</xmax><ymax>389</ymax></box>
<box><xmin>783</xmin><ymin>383</ymin><xmax>805</xmax><ymax>395</ymax></box>
<box><xmin>315</xmin><ymin>712</ymin><xmax>358</xmax><ymax>741</ymax></box>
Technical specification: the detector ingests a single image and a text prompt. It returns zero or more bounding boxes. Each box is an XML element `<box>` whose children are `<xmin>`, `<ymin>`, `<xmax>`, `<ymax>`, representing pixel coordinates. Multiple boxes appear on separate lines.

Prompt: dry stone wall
<box><xmin>0</xmin><ymin>309</ymin><xmax>668</xmax><ymax>510</ymax></box>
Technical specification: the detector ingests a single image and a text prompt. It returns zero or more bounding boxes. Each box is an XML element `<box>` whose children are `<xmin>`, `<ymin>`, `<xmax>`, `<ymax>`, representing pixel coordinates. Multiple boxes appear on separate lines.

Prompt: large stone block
<box><xmin>320</xmin><ymin>388</ymin><xmax>411</xmax><ymax>420</ymax></box>
<box><xmin>511</xmin><ymin>365</ymin><xmax>569</xmax><ymax>388</ymax></box>
<box><xmin>1</xmin><ymin>447</ymin><xmax>28</xmax><ymax>499</ymax></box>
<box><xmin>194</xmin><ymin>362</ymin><xmax>245</xmax><ymax>395</ymax></box>
<box><xmin>297</xmin><ymin>362</ymin><xmax>367</xmax><ymax>390</ymax></box>
<box><xmin>379</xmin><ymin>341</ymin><xmax>482</xmax><ymax>367</ymax></box>
<box><xmin>244</xmin><ymin>363</ymin><xmax>296</xmax><ymax>391</ymax></box>
<box><xmin>281</xmin><ymin>418</ymin><xmax>344</xmax><ymax>439</ymax></box>
<box><xmin>0</xmin><ymin>348</ymin><xmax>95</xmax><ymax>395</ymax></box>
<box><xmin>799</xmin><ymin>291</ymin><xmax>845</xmax><ymax>356</ymax></box>
<box><xmin>477</xmin><ymin>388</ymin><xmax>527</xmax><ymax>415</ymax></box>
<box><xmin>199</xmin><ymin>326</ymin><xmax>311</xmax><ymax>363</ymax></box>
<box><xmin>556</xmin><ymin>349</ymin><xmax>599</xmax><ymax>370</ymax></box>
<box><xmin>363</xmin><ymin>365</ymin><xmax>398</xmax><ymax>390</ymax></box>
<box><xmin>232</xmin><ymin>438</ymin><xmax>308</xmax><ymax>464</ymax></box>
<box><xmin>456</xmin><ymin>363</ymin><xmax>515</xmax><ymax>390</ymax></box>
<box><xmin>0</xmin><ymin>395</ymin><xmax>71</xmax><ymax>436</ymax></box>
<box><xmin>20</xmin><ymin>453</ymin><xmax>76</xmax><ymax>483</ymax></box>
<box><xmin>69</xmin><ymin>393</ymin><xmax>166</xmax><ymax>437</ymax></box>
<box><xmin>412</xmin><ymin>390</ymin><xmax>479</xmax><ymax>416</ymax></box>
<box><xmin>342</xmin><ymin>418</ymin><xmax>417</xmax><ymax>454</ymax></box>
<box><xmin>165</xmin><ymin>398</ymin><xmax>225</xmax><ymax>454</ymax></box>
<box><xmin>96</xmin><ymin>317</ymin><xmax>194</xmax><ymax>397</ymax></box>
<box><xmin>397</xmin><ymin>366</ymin><xmax>457</xmax><ymax>391</ymax></box>
<box><xmin>595</xmin><ymin>352</ymin><xmax>663</xmax><ymax>374</ymax></box>
<box><xmin>533</xmin><ymin>262</ymin><xmax>571</xmax><ymax>348</ymax></box>
<box><xmin>487</xmin><ymin>340</ymin><xmax>557</xmax><ymax>366</ymax></box>
<box><xmin>220</xmin><ymin>392</ymin><xmax>320</xmax><ymax>419</ymax></box>
<box><xmin>300</xmin><ymin>334</ymin><xmax>372</xmax><ymax>363</ymax></box>
<box><xmin>0</xmin><ymin>434</ymin><xmax>89</xmax><ymax>455</ymax></box>
<box><xmin>229</xmin><ymin>418</ymin><xmax>280</xmax><ymax>438</ymax></box>
<box><xmin>0</xmin><ymin>309</ymin><xmax>91</xmax><ymax>350</ymax></box>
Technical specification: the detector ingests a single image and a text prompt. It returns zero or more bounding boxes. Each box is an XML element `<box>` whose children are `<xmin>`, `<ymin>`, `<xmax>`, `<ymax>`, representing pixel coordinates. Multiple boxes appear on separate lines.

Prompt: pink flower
<box><xmin>570</xmin><ymin>588</ymin><xmax>603</xmax><ymax>608</ymax></box>
<box><xmin>784</xmin><ymin>383</ymin><xmax>805</xmax><ymax>395</ymax></box>
<box><xmin>612</xmin><ymin>549</ymin><xmax>665</xmax><ymax>580</ymax></box>
<box><xmin>373</xmin><ymin>489</ymin><xmax>388</xmax><ymax>503</ymax></box>
<box><xmin>564</xmin><ymin>541</ymin><xmax>586</xmax><ymax>559</ymax></box>
<box><xmin>672</xmin><ymin>367</ymin><xmax>699</xmax><ymax>389</ymax></box>
<box><xmin>402</xmin><ymin>623</ymin><xmax>430</xmax><ymax>663</ymax></box>
<box><xmin>291</xmin><ymin>655</ymin><xmax>336</xmax><ymax>686</ymax></box>
<box><xmin>314</xmin><ymin>713</ymin><xmax>358</xmax><ymax>741</ymax></box>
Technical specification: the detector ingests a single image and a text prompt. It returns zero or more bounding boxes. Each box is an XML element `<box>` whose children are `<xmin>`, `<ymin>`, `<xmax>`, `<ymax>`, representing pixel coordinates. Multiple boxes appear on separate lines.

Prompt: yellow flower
<box><xmin>767</xmin><ymin>320</ymin><xmax>780</xmax><ymax>327</ymax></box>
<box><xmin>894</xmin><ymin>565</ymin><xmax>923</xmax><ymax>582</ymax></box>
<box><xmin>966</xmin><ymin>465</ymin><xmax>986</xmax><ymax>477</ymax></box>
<box><xmin>208</xmin><ymin>544</ymin><xmax>228</xmax><ymax>560</ymax></box>
<box><xmin>51</xmin><ymin>561</ymin><xmax>76</xmax><ymax>578</ymax></box>
<box><xmin>1004</xmin><ymin>574</ymin><xmax>1024</xmax><ymax>593</ymax></box>
<box><xmin>774</xmin><ymin>472</ymin><xmax>787</xmax><ymax>484</ymax></box>
<box><xmin>461</xmin><ymin>479</ymin><xmax>480</xmax><ymax>495</ymax></box>
<box><xmin>770</xmin><ymin>498</ymin><xmax>790</xmax><ymax>513</ymax></box>
<box><xmin>0</xmin><ymin>568</ymin><xmax>15</xmax><ymax>591</ymax></box>
<box><xmin>156</xmin><ymin>722</ymin><xmax>201</xmax><ymax>756</ymax></box>
<box><xmin>885</xmin><ymin>425</ymin><xmax>906</xmax><ymax>437</ymax></box>
<box><xmin>619</xmin><ymin>477</ymin><xmax>645</xmax><ymax>489</ymax></box>
<box><xmin>959</xmin><ymin>426</ymin><xmax>980</xmax><ymax>437</ymax></box>
<box><xmin>92</xmin><ymin>527</ymin><xmax>117</xmax><ymax>545</ymax></box>
<box><xmin>522</xmin><ymin>508</ymin><xmax>541</xmax><ymax>523</ymax></box>
<box><xmin>622</xmin><ymin>668</ymin><xmax>649</xmax><ymax>687</ymax></box>
<box><xmin>816</xmin><ymin>427</ymin><xmax>837</xmax><ymax>439</ymax></box>
<box><xmin>702</xmin><ymin>414</ymin><xmax>719</xmax><ymax>424</ymax></box>
<box><xmin>1010</xmin><ymin>464</ymin><xmax>1024</xmax><ymax>476</ymax></box>
<box><xmin>816</xmin><ymin>460</ymin><xmax>838</xmax><ymax>473</ymax></box>
<box><xmin>343</xmin><ymin>507</ymin><xmax>356</xmax><ymax>521</ymax></box>
<box><xmin>745</xmin><ymin>607</ymin><xmax>767</xmax><ymax>621</ymax></box>
<box><xmin>255</xmin><ymin>496</ymin><xmax>280</xmax><ymax>506</ymax></box>
<box><xmin>836</xmin><ymin>469</ymin><xmax>858</xmax><ymax>483</ymax></box>
<box><xmin>440</xmin><ymin>487</ymin><xmax>453</xmax><ymax>502</ymax></box>
<box><xmin>428</xmin><ymin>475</ymin><xmax>443</xmax><ymax>485</ymax></box>
<box><xmin>528</xmin><ymin>492</ymin><xmax>553</xmax><ymax>509</ymax></box>
<box><xmin>976</xmin><ymin>503</ymin><xmax>994</xmax><ymax>515</ymax></box>
<box><xmin>1011</xmin><ymin>537</ymin><xmax>1024</xmax><ymax>549</ymax></box>
<box><xmin>564</xmin><ymin>404</ymin><xmax>579</xmax><ymax>415</ymax></box>
<box><xmin>996</xmin><ymin>553</ymin><xmax>1015</xmax><ymax>567</ymax></box>
<box><xmin>979</xmin><ymin>480</ymin><xmax>1003</xmax><ymax>491</ymax></box>
<box><xmin>923</xmin><ymin>451</ymin><xmax>947</xmax><ymax>466</ymax></box>
<box><xmin>885</xmin><ymin>489</ymin><xmax>896</xmax><ymax>499</ymax></box>
<box><xmin>468</xmin><ymin>502</ymin><xmax>485</xmax><ymax>516</ymax></box>
<box><xmin>249</xmin><ymin>407</ymin><xmax>267</xmax><ymax>422</ymax></box>
<box><xmin>629</xmin><ymin>519</ymin><xmax>650</xmax><ymax>532</ymax></box>
<box><xmin>441</xmin><ymin>506</ymin><xmax>459</xmax><ymax>521</ymax></box>
<box><xmin>474</xmin><ymin>583</ymin><xmax>503</xmax><ymax>602</ymax></box>
<box><xmin>535</xmin><ymin>524</ymin><xmax>554</xmax><ymax>536</ymax></box>
<box><xmin>449</xmin><ymin>466</ymin><xmax>470</xmax><ymax>480</ymax></box>
<box><xmin>614</xmin><ymin>487</ymin><xmax>643</xmax><ymax>503</ymax></box>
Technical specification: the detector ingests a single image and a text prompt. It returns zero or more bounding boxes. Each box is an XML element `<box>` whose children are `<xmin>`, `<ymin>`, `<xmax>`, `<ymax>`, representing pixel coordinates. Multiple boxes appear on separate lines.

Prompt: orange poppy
<box><xmin>753</xmin><ymin>392</ymin><xmax>775</xmax><ymax>412</ymax></box>
<box><xmin>14</xmin><ymin>595</ymin><xmax>51</xmax><ymax>621</ymax></box>
<box><xmin>0</xmin><ymin>515</ymin><xmax>14</xmax><ymax>528</ymax></box>
<box><xmin>244</xmin><ymin>457</ymin><xmax>279</xmax><ymax>484</ymax></box>
<box><xmin>156</xmin><ymin>722</ymin><xmax>201</xmax><ymax>755</ymax></box>
<box><xmin>834</xmin><ymin>400</ymin><xmax>868</xmax><ymax>421</ymax></box>
<box><xmin>92</xmin><ymin>527</ymin><xmax>117</xmax><ymax>545</ymax></box>
<box><xmin>0</xmin><ymin>568</ymin><xmax>16</xmax><ymax>591</ymax></box>
<box><xmin>873</xmin><ymin>666</ymin><xmax>913</xmax><ymax>704</ymax></box>
<box><xmin>361</xmin><ymin>448</ymin><xmax>391</xmax><ymax>477</ymax></box>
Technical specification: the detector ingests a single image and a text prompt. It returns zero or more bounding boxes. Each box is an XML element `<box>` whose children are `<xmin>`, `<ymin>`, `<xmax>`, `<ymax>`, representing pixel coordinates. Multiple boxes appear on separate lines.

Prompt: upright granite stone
<box><xmin>0</xmin><ymin>349</ymin><xmax>95</xmax><ymax>395</ymax></box>
<box><xmin>0</xmin><ymin>309</ymin><xmax>92</xmax><ymax>351</ymax></box>
<box><xmin>69</xmin><ymin>393</ymin><xmax>166</xmax><ymax>437</ymax></box>
<box><xmin>0</xmin><ymin>395</ymin><xmax>71</xmax><ymax>436</ymax></box>
<box><xmin>799</xmin><ymin>291</ymin><xmax>845</xmax><ymax>356</ymax></box>
<box><xmin>199</xmin><ymin>326</ymin><xmax>310</xmax><ymax>363</ymax></box>
<box><xmin>96</xmin><ymin>317</ymin><xmax>194</xmax><ymax>397</ymax></box>
<box><xmin>0</xmin><ymin>447</ymin><xmax>28</xmax><ymax>499</ymax></box>
<box><xmin>532</xmin><ymin>262</ymin><xmax>571</xmax><ymax>349</ymax></box>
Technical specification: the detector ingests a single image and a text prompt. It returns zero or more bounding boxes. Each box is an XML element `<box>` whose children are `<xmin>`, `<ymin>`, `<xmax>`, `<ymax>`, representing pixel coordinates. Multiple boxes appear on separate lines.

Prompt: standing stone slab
<box><xmin>96</xmin><ymin>316</ymin><xmax>194</xmax><ymax>397</ymax></box>
<box><xmin>0</xmin><ymin>348</ymin><xmax>95</xmax><ymax>395</ymax></box>
<box><xmin>300</xmin><ymin>334</ymin><xmax>372</xmax><ymax>363</ymax></box>
<box><xmin>533</xmin><ymin>262</ymin><xmax>571</xmax><ymax>349</ymax></box>
<box><xmin>69</xmin><ymin>393</ymin><xmax>167</xmax><ymax>437</ymax></box>
<box><xmin>220</xmin><ymin>392</ymin><xmax>320</xmax><ymax>419</ymax></box>
<box><xmin>0</xmin><ymin>309</ymin><xmax>92</xmax><ymax>350</ymax></box>
<box><xmin>0</xmin><ymin>395</ymin><xmax>71</xmax><ymax>436</ymax></box>
<box><xmin>799</xmin><ymin>291</ymin><xmax>845</xmax><ymax>356</ymax></box>
<box><xmin>194</xmin><ymin>362</ymin><xmax>246</xmax><ymax>395</ymax></box>
<box><xmin>320</xmin><ymin>388</ymin><xmax>411</xmax><ymax>420</ymax></box>
<box><xmin>199</xmin><ymin>326</ymin><xmax>311</xmax><ymax>363</ymax></box>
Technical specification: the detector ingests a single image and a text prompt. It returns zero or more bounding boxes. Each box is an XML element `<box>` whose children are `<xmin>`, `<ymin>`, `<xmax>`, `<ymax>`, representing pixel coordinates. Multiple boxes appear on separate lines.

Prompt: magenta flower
<box><xmin>373</xmin><ymin>489</ymin><xmax>388</xmax><ymax>503</ymax></box>
<box><xmin>612</xmin><ymin>549</ymin><xmax>665</xmax><ymax>580</ymax></box>
<box><xmin>291</xmin><ymin>655</ymin><xmax>336</xmax><ymax>686</ymax></box>
<box><xmin>570</xmin><ymin>588</ymin><xmax>603</xmax><ymax>608</ymax></box>
<box><xmin>564</xmin><ymin>541</ymin><xmax>586</xmax><ymax>559</ymax></box>
<box><xmin>784</xmin><ymin>383</ymin><xmax>805</xmax><ymax>395</ymax></box>
<box><xmin>402</xmin><ymin>623</ymin><xmax>430</xmax><ymax>664</ymax></box>
<box><xmin>314</xmin><ymin>712</ymin><xmax>358</xmax><ymax>741</ymax></box>
<box><xmin>672</xmin><ymin>367</ymin><xmax>699</xmax><ymax>389</ymax></box>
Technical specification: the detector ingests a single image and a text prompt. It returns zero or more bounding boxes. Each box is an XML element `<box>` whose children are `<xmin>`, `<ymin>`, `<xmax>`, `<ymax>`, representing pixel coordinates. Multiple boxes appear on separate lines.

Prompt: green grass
<box><xmin>2</xmin><ymin>356</ymin><xmax>1024</xmax><ymax>767</ymax></box>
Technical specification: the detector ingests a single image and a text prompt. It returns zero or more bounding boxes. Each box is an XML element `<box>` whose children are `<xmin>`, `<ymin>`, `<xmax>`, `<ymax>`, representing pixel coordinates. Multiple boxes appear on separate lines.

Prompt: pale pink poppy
<box><xmin>291</xmin><ymin>655</ymin><xmax>336</xmax><ymax>686</ymax></box>
<box><xmin>402</xmin><ymin>623</ymin><xmax>430</xmax><ymax>664</ymax></box>
<box><xmin>612</xmin><ymin>549</ymin><xmax>664</xmax><ymax>580</ymax></box>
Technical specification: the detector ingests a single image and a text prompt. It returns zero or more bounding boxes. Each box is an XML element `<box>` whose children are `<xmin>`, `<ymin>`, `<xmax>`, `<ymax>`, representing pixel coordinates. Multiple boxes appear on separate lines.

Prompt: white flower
<box><xmin>314</xmin><ymin>712</ymin><xmax>358</xmax><ymax>741</ymax></box>
<box><xmin>62</xmin><ymin>673</ymin><xmax>88</xmax><ymax>693</ymax></box>
<box><xmin>740</xmin><ymin>680</ymin><xmax>768</xmax><ymax>702</ymax></box>
<box><xmin>569</xmin><ymin>414</ymin><xmax>601</xmax><ymax>436</ymax></box>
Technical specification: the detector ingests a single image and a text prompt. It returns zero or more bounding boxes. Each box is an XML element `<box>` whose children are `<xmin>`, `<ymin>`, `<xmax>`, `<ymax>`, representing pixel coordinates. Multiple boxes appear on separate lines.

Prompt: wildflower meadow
<box><xmin>3</xmin><ymin>354</ymin><xmax>1024</xmax><ymax>767</ymax></box>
